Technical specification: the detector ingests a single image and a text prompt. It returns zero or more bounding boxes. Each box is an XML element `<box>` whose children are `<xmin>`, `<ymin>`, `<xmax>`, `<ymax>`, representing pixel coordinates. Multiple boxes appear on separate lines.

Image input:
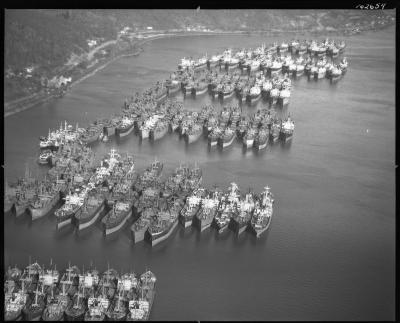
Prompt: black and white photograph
<box><xmin>3</xmin><ymin>6</ymin><xmax>396</xmax><ymax>321</ymax></box>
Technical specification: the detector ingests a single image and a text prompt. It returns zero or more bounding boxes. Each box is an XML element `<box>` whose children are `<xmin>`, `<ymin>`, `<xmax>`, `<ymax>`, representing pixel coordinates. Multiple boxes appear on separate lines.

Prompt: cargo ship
<box><xmin>253</xmin><ymin>128</ymin><xmax>269</xmax><ymax>150</ymax></box>
<box><xmin>246</xmin><ymin>85</ymin><xmax>261</xmax><ymax>105</ymax></box>
<box><xmin>229</xmin><ymin>191</ymin><xmax>255</xmax><ymax>235</ymax></box>
<box><xmin>73</xmin><ymin>187</ymin><xmax>107</xmax><ymax>231</ymax></box>
<box><xmin>127</xmin><ymin>271</ymin><xmax>156</xmax><ymax>321</ymax></box>
<box><xmin>64</xmin><ymin>284</ymin><xmax>86</xmax><ymax>321</ymax></box>
<box><xmin>193</xmin><ymin>189</ymin><xmax>221</xmax><ymax>232</ymax></box>
<box><xmin>184</xmin><ymin>123</ymin><xmax>203</xmax><ymax>144</ymax></box>
<box><xmin>218</xmin><ymin>126</ymin><xmax>236</xmax><ymax>149</ymax></box>
<box><xmin>4</xmin><ymin>268</ymin><xmax>27</xmax><ymax>321</ymax></box>
<box><xmin>116</xmin><ymin>116</ymin><xmax>135</xmax><ymax>138</ymax></box>
<box><xmin>108</xmin><ymin>272</ymin><xmax>138</xmax><ymax>320</ymax></box>
<box><xmin>55</xmin><ymin>190</ymin><xmax>86</xmax><ymax>230</ymax></box>
<box><xmin>150</xmin><ymin>119</ymin><xmax>169</xmax><ymax>141</ymax></box>
<box><xmin>102</xmin><ymin>192</ymin><xmax>133</xmax><ymax>236</ymax></box>
<box><xmin>28</xmin><ymin>178</ymin><xmax>65</xmax><ymax>221</ymax></box>
<box><xmin>279</xmin><ymin>116</ymin><xmax>295</xmax><ymax>142</ymax></box>
<box><xmin>131</xmin><ymin>208</ymin><xmax>153</xmax><ymax>244</ymax></box>
<box><xmin>146</xmin><ymin>197</ymin><xmax>184</xmax><ymax>246</ymax></box>
<box><xmin>213</xmin><ymin>183</ymin><xmax>241</xmax><ymax>233</ymax></box>
<box><xmin>41</xmin><ymin>268</ymin><xmax>75</xmax><ymax>321</ymax></box>
<box><xmin>249</xmin><ymin>186</ymin><xmax>274</xmax><ymax>237</ymax></box>
<box><xmin>179</xmin><ymin>190</ymin><xmax>203</xmax><ymax>228</ymax></box>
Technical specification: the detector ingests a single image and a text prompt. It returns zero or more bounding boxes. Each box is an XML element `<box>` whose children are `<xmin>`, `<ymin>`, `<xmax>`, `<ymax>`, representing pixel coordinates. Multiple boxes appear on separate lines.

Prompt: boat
<box><xmin>145</xmin><ymin>197</ymin><xmax>183</xmax><ymax>246</ymax></box>
<box><xmin>219</xmin><ymin>83</ymin><xmax>235</xmax><ymax>101</ymax></box>
<box><xmin>279</xmin><ymin>116</ymin><xmax>295</xmax><ymax>142</ymax></box>
<box><xmin>179</xmin><ymin>189</ymin><xmax>203</xmax><ymax>228</ymax></box>
<box><xmin>229</xmin><ymin>191</ymin><xmax>255</xmax><ymax>235</ymax></box>
<box><xmin>278</xmin><ymin>42</ymin><xmax>289</xmax><ymax>54</ymax></box>
<box><xmin>261</xmin><ymin>80</ymin><xmax>272</xmax><ymax>99</ymax></box>
<box><xmin>192</xmin><ymin>81</ymin><xmax>208</xmax><ymax>97</ymax></box>
<box><xmin>249</xmin><ymin>186</ymin><xmax>274</xmax><ymax>237</ymax></box>
<box><xmin>213</xmin><ymin>183</ymin><xmax>240</xmax><ymax>233</ymax></box>
<box><xmin>4</xmin><ymin>267</ymin><xmax>27</xmax><ymax>321</ymax></box>
<box><xmin>54</xmin><ymin>190</ymin><xmax>86</xmax><ymax>230</ymax></box>
<box><xmin>193</xmin><ymin>189</ymin><xmax>221</xmax><ymax>232</ymax></box>
<box><xmin>116</xmin><ymin>116</ymin><xmax>135</xmax><ymax>138</ymax></box>
<box><xmin>184</xmin><ymin>123</ymin><xmax>203</xmax><ymax>144</ymax></box>
<box><xmin>73</xmin><ymin>187</ymin><xmax>106</xmax><ymax>231</ymax></box>
<box><xmin>22</xmin><ymin>279</ymin><xmax>46</xmax><ymax>321</ymax></box>
<box><xmin>64</xmin><ymin>284</ymin><xmax>86</xmax><ymax>321</ymax></box>
<box><xmin>150</xmin><ymin>119</ymin><xmax>169</xmax><ymax>141</ymax></box>
<box><xmin>246</xmin><ymin>85</ymin><xmax>261</xmax><ymax>105</ymax></box>
<box><xmin>218</xmin><ymin>126</ymin><xmax>236</xmax><ymax>149</ymax></box>
<box><xmin>38</xmin><ymin>150</ymin><xmax>53</xmax><ymax>165</ymax></box>
<box><xmin>102</xmin><ymin>191</ymin><xmax>134</xmax><ymax>236</ymax></box>
<box><xmin>126</xmin><ymin>271</ymin><xmax>156</xmax><ymax>321</ymax></box>
<box><xmin>269</xmin><ymin>88</ymin><xmax>280</xmax><ymax>106</ymax></box>
<box><xmin>330</xmin><ymin>65</ymin><xmax>343</xmax><ymax>82</ymax></box>
<box><xmin>339</xmin><ymin>57</ymin><xmax>348</xmax><ymax>73</ymax></box>
<box><xmin>208</xmin><ymin>126</ymin><xmax>223</xmax><ymax>147</ymax></box>
<box><xmin>253</xmin><ymin>128</ymin><xmax>269</xmax><ymax>150</ymax></box>
<box><xmin>269</xmin><ymin>120</ymin><xmax>281</xmax><ymax>143</ymax></box>
<box><xmin>131</xmin><ymin>208</ymin><xmax>153</xmax><ymax>244</ymax></box>
<box><xmin>278</xmin><ymin>87</ymin><xmax>291</xmax><ymax>107</ymax></box>
<box><xmin>243</xmin><ymin>126</ymin><xmax>257</xmax><ymax>149</ymax></box>
<box><xmin>27</xmin><ymin>178</ymin><xmax>65</xmax><ymax>221</ymax></box>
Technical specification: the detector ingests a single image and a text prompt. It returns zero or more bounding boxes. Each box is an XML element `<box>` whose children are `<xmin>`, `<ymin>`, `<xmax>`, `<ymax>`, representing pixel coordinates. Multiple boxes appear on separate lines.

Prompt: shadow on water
<box><xmin>231</xmin><ymin>230</ymin><xmax>251</xmax><ymax>247</ymax></box>
<box><xmin>248</xmin><ymin>230</ymin><xmax>270</xmax><ymax>247</ymax></box>
<box><xmin>178</xmin><ymin>225</ymin><xmax>196</xmax><ymax>239</ymax></box>
<box><xmin>213</xmin><ymin>227</ymin><xmax>232</xmax><ymax>242</ymax></box>
<box><xmin>54</xmin><ymin>225</ymin><xmax>75</xmax><ymax>240</ymax></box>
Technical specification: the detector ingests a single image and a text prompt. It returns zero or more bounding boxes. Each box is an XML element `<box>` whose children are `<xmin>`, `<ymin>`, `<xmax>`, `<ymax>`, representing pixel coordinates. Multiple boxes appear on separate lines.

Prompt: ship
<box><xmin>193</xmin><ymin>189</ymin><xmax>221</xmax><ymax>232</ymax></box>
<box><xmin>102</xmin><ymin>190</ymin><xmax>134</xmax><ymax>236</ymax></box>
<box><xmin>269</xmin><ymin>60</ymin><xmax>283</xmax><ymax>76</ymax></box>
<box><xmin>64</xmin><ymin>284</ymin><xmax>86</xmax><ymax>321</ymax></box>
<box><xmin>54</xmin><ymin>189</ymin><xmax>86</xmax><ymax>230</ymax></box>
<box><xmin>27</xmin><ymin>178</ymin><xmax>65</xmax><ymax>221</ymax></box>
<box><xmin>73</xmin><ymin>187</ymin><xmax>106</xmax><ymax>231</ymax></box>
<box><xmin>184</xmin><ymin>123</ymin><xmax>203</xmax><ymax>144</ymax></box>
<box><xmin>192</xmin><ymin>81</ymin><xmax>208</xmax><ymax>97</ymax></box>
<box><xmin>219</xmin><ymin>83</ymin><xmax>235</xmax><ymax>101</ymax></box>
<box><xmin>246</xmin><ymin>85</ymin><xmax>261</xmax><ymax>105</ymax></box>
<box><xmin>269</xmin><ymin>120</ymin><xmax>281</xmax><ymax>143</ymax></box>
<box><xmin>261</xmin><ymin>80</ymin><xmax>272</xmax><ymax>99</ymax></box>
<box><xmin>126</xmin><ymin>271</ymin><xmax>156</xmax><ymax>321</ymax></box>
<box><xmin>207</xmin><ymin>54</ymin><xmax>221</xmax><ymax>69</ymax></box>
<box><xmin>243</xmin><ymin>126</ymin><xmax>257</xmax><ymax>149</ymax></box>
<box><xmin>145</xmin><ymin>197</ymin><xmax>184</xmax><ymax>246</ymax></box>
<box><xmin>179</xmin><ymin>189</ymin><xmax>203</xmax><ymax>228</ymax></box>
<box><xmin>84</xmin><ymin>284</ymin><xmax>110</xmax><ymax>321</ymax></box>
<box><xmin>4</xmin><ymin>267</ymin><xmax>27</xmax><ymax>321</ymax></box>
<box><xmin>103</xmin><ymin>115</ymin><xmax>122</xmax><ymax>137</ymax></box>
<box><xmin>249</xmin><ymin>186</ymin><xmax>274</xmax><ymax>237</ymax></box>
<box><xmin>218</xmin><ymin>126</ymin><xmax>236</xmax><ymax>149</ymax></box>
<box><xmin>165</xmin><ymin>78</ymin><xmax>181</xmax><ymax>96</ymax></box>
<box><xmin>279</xmin><ymin>116</ymin><xmax>295</xmax><ymax>142</ymax></box>
<box><xmin>131</xmin><ymin>208</ymin><xmax>153</xmax><ymax>244</ymax></box>
<box><xmin>213</xmin><ymin>183</ymin><xmax>241</xmax><ymax>233</ymax></box>
<box><xmin>38</xmin><ymin>150</ymin><xmax>53</xmax><ymax>165</ymax></box>
<box><xmin>116</xmin><ymin>116</ymin><xmax>135</xmax><ymax>138</ymax></box>
<box><xmin>41</xmin><ymin>269</ymin><xmax>74</xmax><ymax>321</ymax></box>
<box><xmin>108</xmin><ymin>271</ymin><xmax>138</xmax><ymax>320</ymax></box>
<box><xmin>278</xmin><ymin>42</ymin><xmax>289</xmax><ymax>54</ymax></box>
<box><xmin>330</xmin><ymin>65</ymin><xmax>343</xmax><ymax>82</ymax></box>
<box><xmin>254</xmin><ymin>127</ymin><xmax>269</xmax><ymax>150</ymax></box>
<box><xmin>80</xmin><ymin>125</ymin><xmax>102</xmax><ymax>145</ymax></box>
<box><xmin>208</xmin><ymin>126</ymin><xmax>223</xmax><ymax>147</ymax></box>
<box><xmin>229</xmin><ymin>191</ymin><xmax>255</xmax><ymax>235</ymax></box>
<box><xmin>150</xmin><ymin>119</ymin><xmax>169</xmax><ymax>141</ymax></box>
<box><xmin>278</xmin><ymin>87</ymin><xmax>291</xmax><ymax>107</ymax></box>
<box><xmin>22</xmin><ymin>276</ymin><xmax>46</xmax><ymax>321</ymax></box>
<box><xmin>269</xmin><ymin>88</ymin><xmax>280</xmax><ymax>106</ymax></box>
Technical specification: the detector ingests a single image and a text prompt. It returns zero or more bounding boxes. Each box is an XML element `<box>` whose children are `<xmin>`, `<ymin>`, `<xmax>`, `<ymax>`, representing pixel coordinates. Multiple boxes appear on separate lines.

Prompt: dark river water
<box><xmin>4</xmin><ymin>27</ymin><xmax>395</xmax><ymax>320</ymax></box>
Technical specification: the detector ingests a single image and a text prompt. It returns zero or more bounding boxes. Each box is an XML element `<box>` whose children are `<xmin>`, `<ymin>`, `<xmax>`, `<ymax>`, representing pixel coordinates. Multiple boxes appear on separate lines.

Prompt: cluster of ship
<box><xmin>171</xmin><ymin>38</ymin><xmax>348</xmax><ymax>105</ymax></box>
<box><xmin>5</xmin><ymin>149</ymin><xmax>275</xmax><ymax>244</ymax></box>
<box><xmin>4</xmin><ymin>259</ymin><xmax>156</xmax><ymax>321</ymax></box>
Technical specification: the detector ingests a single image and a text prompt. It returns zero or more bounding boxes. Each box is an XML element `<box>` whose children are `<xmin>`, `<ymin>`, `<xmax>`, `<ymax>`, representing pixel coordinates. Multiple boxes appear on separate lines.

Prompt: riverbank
<box><xmin>4</xmin><ymin>25</ymin><xmax>393</xmax><ymax>119</ymax></box>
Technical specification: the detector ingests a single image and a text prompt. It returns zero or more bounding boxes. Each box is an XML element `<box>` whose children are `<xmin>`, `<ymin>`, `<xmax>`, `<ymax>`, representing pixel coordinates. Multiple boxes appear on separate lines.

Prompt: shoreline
<box><xmin>4</xmin><ymin>26</ymin><xmax>392</xmax><ymax>118</ymax></box>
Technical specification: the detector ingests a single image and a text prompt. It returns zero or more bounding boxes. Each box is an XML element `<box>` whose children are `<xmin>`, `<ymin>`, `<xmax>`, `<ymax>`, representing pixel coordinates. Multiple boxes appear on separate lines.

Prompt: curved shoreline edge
<box><xmin>3</xmin><ymin>27</ymin><xmax>391</xmax><ymax>118</ymax></box>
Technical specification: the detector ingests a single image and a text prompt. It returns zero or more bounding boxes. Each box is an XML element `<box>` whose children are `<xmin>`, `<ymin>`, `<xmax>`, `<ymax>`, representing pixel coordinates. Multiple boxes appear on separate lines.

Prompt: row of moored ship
<box><xmin>4</xmin><ymin>260</ymin><xmax>156</xmax><ymax>321</ymax></box>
